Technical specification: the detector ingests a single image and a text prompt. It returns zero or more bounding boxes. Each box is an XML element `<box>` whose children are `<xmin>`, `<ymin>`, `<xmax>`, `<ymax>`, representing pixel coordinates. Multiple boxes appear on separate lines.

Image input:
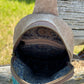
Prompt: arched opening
<box><xmin>13</xmin><ymin>27</ymin><xmax>70</xmax><ymax>83</ymax></box>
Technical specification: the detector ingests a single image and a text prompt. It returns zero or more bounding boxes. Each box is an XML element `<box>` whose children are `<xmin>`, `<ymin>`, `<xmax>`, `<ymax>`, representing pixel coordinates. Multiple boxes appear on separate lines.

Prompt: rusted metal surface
<box><xmin>58</xmin><ymin>0</ymin><xmax>84</xmax><ymax>45</ymax></box>
<box><xmin>33</xmin><ymin>0</ymin><xmax>58</xmax><ymax>15</ymax></box>
<box><xmin>11</xmin><ymin>0</ymin><xmax>84</xmax><ymax>84</ymax></box>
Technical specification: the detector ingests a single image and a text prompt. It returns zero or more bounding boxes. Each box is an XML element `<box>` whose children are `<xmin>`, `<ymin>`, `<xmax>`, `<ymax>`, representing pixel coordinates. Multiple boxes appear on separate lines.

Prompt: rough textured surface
<box><xmin>0</xmin><ymin>61</ymin><xmax>84</xmax><ymax>84</ymax></box>
<box><xmin>12</xmin><ymin>57</ymin><xmax>71</xmax><ymax>84</ymax></box>
<box><xmin>33</xmin><ymin>0</ymin><xmax>84</xmax><ymax>45</ymax></box>
<box><xmin>58</xmin><ymin>0</ymin><xmax>84</xmax><ymax>45</ymax></box>
<box><xmin>33</xmin><ymin>0</ymin><xmax>58</xmax><ymax>15</ymax></box>
<box><xmin>0</xmin><ymin>66</ymin><xmax>12</xmax><ymax>84</ymax></box>
<box><xmin>64</xmin><ymin>61</ymin><xmax>84</xmax><ymax>84</ymax></box>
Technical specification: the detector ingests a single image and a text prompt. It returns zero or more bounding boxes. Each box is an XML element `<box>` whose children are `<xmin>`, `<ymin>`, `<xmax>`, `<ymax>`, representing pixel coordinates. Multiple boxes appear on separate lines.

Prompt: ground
<box><xmin>0</xmin><ymin>61</ymin><xmax>84</xmax><ymax>84</ymax></box>
<box><xmin>64</xmin><ymin>61</ymin><xmax>84</xmax><ymax>84</ymax></box>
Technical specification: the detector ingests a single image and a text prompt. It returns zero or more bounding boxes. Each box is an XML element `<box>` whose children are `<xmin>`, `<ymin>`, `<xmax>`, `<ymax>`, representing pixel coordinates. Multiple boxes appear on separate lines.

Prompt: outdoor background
<box><xmin>0</xmin><ymin>0</ymin><xmax>36</xmax><ymax>65</ymax></box>
<box><xmin>0</xmin><ymin>0</ymin><xmax>84</xmax><ymax>84</ymax></box>
<box><xmin>0</xmin><ymin>0</ymin><xmax>84</xmax><ymax>66</ymax></box>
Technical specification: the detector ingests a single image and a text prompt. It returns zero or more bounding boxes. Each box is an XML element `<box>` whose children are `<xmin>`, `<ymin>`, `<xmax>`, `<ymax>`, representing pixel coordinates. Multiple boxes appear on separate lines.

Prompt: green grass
<box><xmin>0</xmin><ymin>0</ymin><xmax>35</xmax><ymax>65</ymax></box>
<box><xmin>74</xmin><ymin>45</ymin><xmax>84</xmax><ymax>54</ymax></box>
<box><xmin>0</xmin><ymin>0</ymin><xmax>84</xmax><ymax>65</ymax></box>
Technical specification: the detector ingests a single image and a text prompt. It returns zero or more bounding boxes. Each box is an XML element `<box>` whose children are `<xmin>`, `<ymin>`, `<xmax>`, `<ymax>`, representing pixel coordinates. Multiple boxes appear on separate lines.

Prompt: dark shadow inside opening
<box><xmin>14</xmin><ymin>27</ymin><xmax>70</xmax><ymax>79</ymax></box>
<box><xmin>15</xmin><ymin>41</ymin><xmax>70</xmax><ymax>77</ymax></box>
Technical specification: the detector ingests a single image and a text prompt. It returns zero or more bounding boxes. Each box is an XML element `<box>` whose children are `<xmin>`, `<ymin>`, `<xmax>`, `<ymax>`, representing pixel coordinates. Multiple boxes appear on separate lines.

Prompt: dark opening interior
<box><xmin>16</xmin><ymin>42</ymin><xmax>69</xmax><ymax>77</ymax></box>
<box><xmin>13</xmin><ymin>27</ymin><xmax>70</xmax><ymax>82</ymax></box>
